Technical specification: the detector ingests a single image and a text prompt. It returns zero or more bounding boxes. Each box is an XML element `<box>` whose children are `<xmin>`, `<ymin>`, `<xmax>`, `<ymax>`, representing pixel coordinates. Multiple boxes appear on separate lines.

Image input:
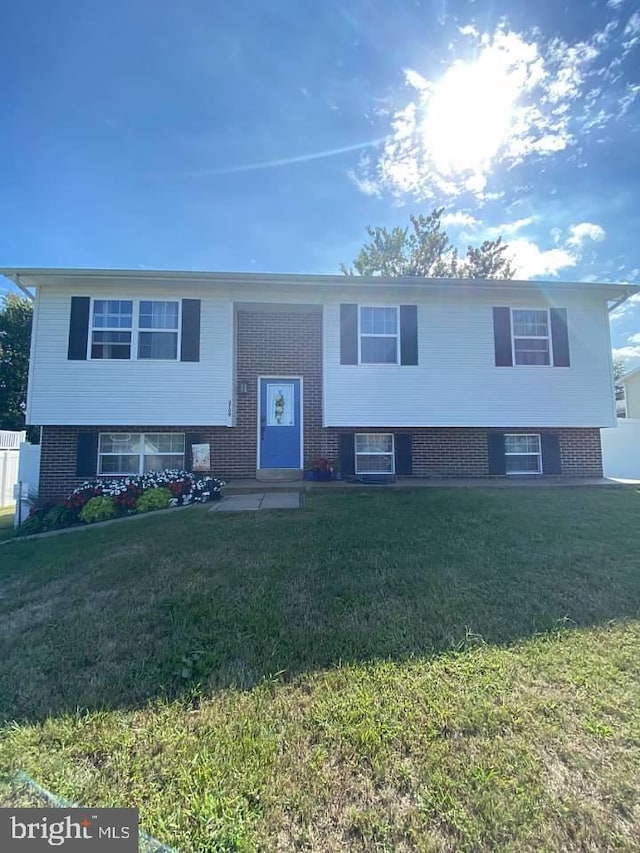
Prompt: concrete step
<box><xmin>256</xmin><ymin>468</ymin><xmax>303</xmax><ymax>482</ymax></box>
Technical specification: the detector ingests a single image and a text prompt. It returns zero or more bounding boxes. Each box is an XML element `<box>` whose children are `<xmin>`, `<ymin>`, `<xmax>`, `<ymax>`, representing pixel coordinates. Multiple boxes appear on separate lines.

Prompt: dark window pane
<box><xmin>514</xmin><ymin>339</ymin><xmax>550</xmax><ymax>365</ymax></box>
<box><xmin>355</xmin><ymin>453</ymin><xmax>394</xmax><ymax>473</ymax></box>
<box><xmin>143</xmin><ymin>453</ymin><xmax>185</xmax><ymax>472</ymax></box>
<box><xmin>360</xmin><ymin>336</ymin><xmax>397</xmax><ymax>363</ymax></box>
<box><xmin>91</xmin><ymin>331</ymin><xmax>131</xmax><ymax>359</ymax></box>
<box><xmin>505</xmin><ymin>454</ymin><xmax>541</xmax><ymax>473</ymax></box>
<box><xmin>99</xmin><ymin>454</ymin><xmax>140</xmax><ymax>474</ymax></box>
<box><xmin>138</xmin><ymin>332</ymin><xmax>178</xmax><ymax>359</ymax></box>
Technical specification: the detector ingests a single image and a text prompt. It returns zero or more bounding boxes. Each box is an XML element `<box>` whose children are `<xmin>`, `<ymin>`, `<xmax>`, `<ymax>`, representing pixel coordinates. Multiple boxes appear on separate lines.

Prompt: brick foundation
<box><xmin>323</xmin><ymin>427</ymin><xmax>602</xmax><ymax>478</ymax></box>
<box><xmin>39</xmin><ymin>424</ymin><xmax>603</xmax><ymax>500</ymax></box>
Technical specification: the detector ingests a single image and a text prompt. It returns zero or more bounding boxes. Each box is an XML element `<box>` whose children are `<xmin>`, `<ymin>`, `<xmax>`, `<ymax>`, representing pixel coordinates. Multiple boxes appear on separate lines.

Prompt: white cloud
<box><xmin>619</xmin><ymin>83</ymin><xmax>640</xmax><ymax>116</ymax></box>
<box><xmin>352</xmin><ymin>20</ymin><xmax>635</xmax><ymax>201</ymax></box>
<box><xmin>484</xmin><ymin>216</ymin><xmax>536</xmax><ymax>238</ymax></box>
<box><xmin>627</xmin><ymin>332</ymin><xmax>640</xmax><ymax>344</ymax></box>
<box><xmin>566</xmin><ymin>222</ymin><xmax>606</xmax><ymax>247</ymax></box>
<box><xmin>612</xmin><ymin>345</ymin><xmax>640</xmax><ymax>362</ymax></box>
<box><xmin>440</xmin><ymin>211</ymin><xmax>480</xmax><ymax>228</ymax></box>
<box><xmin>607</xmin><ymin>0</ymin><xmax>627</xmax><ymax>8</ymax></box>
<box><xmin>507</xmin><ymin>240</ymin><xmax>577</xmax><ymax>278</ymax></box>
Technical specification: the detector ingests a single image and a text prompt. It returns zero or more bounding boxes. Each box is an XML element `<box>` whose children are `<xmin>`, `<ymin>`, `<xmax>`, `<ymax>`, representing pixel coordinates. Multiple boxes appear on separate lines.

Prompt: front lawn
<box><xmin>0</xmin><ymin>505</ymin><xmax>15</xmax><ymax>542</ymax></box>
<box><xmin>1</xmin><ymin>488</ymin><xmax>639</xmax><ymax>851</ymax></box>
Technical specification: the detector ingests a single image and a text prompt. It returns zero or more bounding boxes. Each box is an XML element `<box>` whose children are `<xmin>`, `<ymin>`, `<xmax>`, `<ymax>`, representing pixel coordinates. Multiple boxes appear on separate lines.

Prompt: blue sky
<box><xmin>1</xmin><ymin>0</ymin><xmax>639</xmax><ymax>363</ymax></box>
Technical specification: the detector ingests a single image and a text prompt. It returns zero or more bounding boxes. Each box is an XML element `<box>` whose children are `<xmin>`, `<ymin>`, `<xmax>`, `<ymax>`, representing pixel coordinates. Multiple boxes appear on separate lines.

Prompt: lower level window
<box><xmin>355</xmin><ymin>433</ymin><xmax>394</xmax><ymax>474</ymax></box>
<box><xmin>98</xmin><ymin>432</ymin><xmax>185</xmax><ymax>475</ymax></box>
<box><xmin>504</xmin><ymin>433</ymin><xmax>542</xmax><ymax>474</ymax></box>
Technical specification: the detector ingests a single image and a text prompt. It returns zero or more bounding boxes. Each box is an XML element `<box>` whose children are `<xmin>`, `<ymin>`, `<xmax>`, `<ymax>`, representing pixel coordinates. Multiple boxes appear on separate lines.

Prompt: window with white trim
<box><xmin>355</xmin><ymin>433</ymin><xmax>395</xmax><ymax>474</ymax></box>
<box><xmin>98</xmin><ymin>433</ymin><xmax>185</xmax><ymax>475</ymax></box>
<box><xmin>512</xmin><ymin>309</ymin><xmax>551</xmax><ymax>365</ymax></box>
<box><xmin>504</xmin><ymin>433</ymin><xmax>542</xmax><ymax>474</ymax></box>
<box><xmin>138</xmin><ymin>301</ymin><xmax>179</xmax><ymax>359</ymax></box>
<box><xmin>90</xmin><ymin>299</ymin><xmax>180</xmax><ymax>360</ymax></box>
<box><xmin>91</xmin><ymin>300</ymin><xmax>133</xmax><ymax>359</ymax></box>
<box><xmin>359</xmin><ymin>306</ymin><xmax>398</xmax><ymax>364</ymax></box>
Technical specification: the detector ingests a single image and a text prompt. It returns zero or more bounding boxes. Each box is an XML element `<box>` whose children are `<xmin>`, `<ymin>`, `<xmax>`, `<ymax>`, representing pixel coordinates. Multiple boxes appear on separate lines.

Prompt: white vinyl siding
<box><xmin>504</xmin><ymin>434</ymin><xmax>542</xmax><ymax>474</ymax></box>
<box><xmin>27</xmin><ymin>285</ymin><xmax>233</xmax><ymax>426</ymax></box>
<box><xmin>98</xmin><ymin>432</ymin><xmax>185</xmax><ymax>475</ymax></box>
<box><xmin>355</xmin><ymin>433</ymin><xmax>395</xmax><ymax>473</ymax></box>
<box><xmin>323</xmin><ymin>289</ymin><xmax>616</xmax><ymax>428</ymax></box>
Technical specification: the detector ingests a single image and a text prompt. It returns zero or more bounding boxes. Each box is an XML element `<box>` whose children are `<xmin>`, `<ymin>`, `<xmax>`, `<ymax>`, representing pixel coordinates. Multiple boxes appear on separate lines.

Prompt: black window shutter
<box><xmin>488</xmin><ymin>432</ymin><xmax>506</xmax><ymax>475</ymax></box>
<box><xmin>550</xmin><ymin>308</ymin><xmax>570</xmax><ymax>367</ymax></box>
<box><xmin>76</xmin><ymin>432</ymin><xmax>98</xmax><ymax>478</ymax></box>
<box><xmin>394</xmin><ymin>434</ymin><xmax>413</xmax><ymax>475</ymax></box>
<box><xmin>399</xmin><ymin>305</ymin><xmax>418</xmax><ymax>365</ymax></box>
<box><xmin>68</xmin><ymin>296</ymin><xmax>90</xmax><ymax>360</ymax></box>
<box><xmin>185</xmin><ymin>433</ymin><xmax>203</xmax><ymax>471</ymax></box>
<box><xmin>493</xmin><ymin>307</ymin><xmax>513</xmax><ymax>367</ymax></box>
<box><xmin>340</xmin><ymin>304</ymin><xmax>358</xmax><ymax>365</ymax></box>
<box><xmin>339</xmin><ymin>433</ymin><xmax>355</xmax><ymax>475</ymax></box>
<box><xmin>181</xmin><ymin>299</ymin><xmax>201</xmax><ymax>362</ymax></box>
<box><xmin>541</xmin><ymin>433</ymin><xmax>562</xmax><ymax>474</ymax></box>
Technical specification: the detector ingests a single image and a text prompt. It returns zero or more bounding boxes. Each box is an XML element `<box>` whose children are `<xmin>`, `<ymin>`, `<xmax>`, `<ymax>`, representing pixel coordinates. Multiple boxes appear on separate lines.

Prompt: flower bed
<box><xmin>18</xmin><ymin>470</ymin><xmax>225</xmax><ymax>536</ymax></box>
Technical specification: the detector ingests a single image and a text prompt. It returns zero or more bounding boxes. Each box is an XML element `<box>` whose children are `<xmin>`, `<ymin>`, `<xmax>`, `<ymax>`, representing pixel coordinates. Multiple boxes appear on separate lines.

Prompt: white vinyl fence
<box><xmin>13</xmin><ymin>441</ymin><xmax>41</xmax><ymax>527</ymax></box>
<box><xmin>0</xmin><ymin>431</ymin><xmax>25</xmax><ymax>508</ymax></box>
<box><xmin>601</xmin><ymin>419</ymin><xmax>640</xmax><ymax>481</ymax></box>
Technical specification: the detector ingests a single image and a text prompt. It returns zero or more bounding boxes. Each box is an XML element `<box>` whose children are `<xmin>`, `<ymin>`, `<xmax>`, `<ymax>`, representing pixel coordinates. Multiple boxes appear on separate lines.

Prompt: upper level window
<box><xmin>359</xmin><ymin>306</ymin><xmax>398</xmax><ymax>364</ymax></box>
<box><xmin>90</xmin><ymin>299</ymin><xmax>179</xmax><ymax>360</ymax></box>
<box><xmin>138</xmin><ymin>301</ymin><xmax>179</xmax><ymax>360</ymax></box>
<box><xmin>512</xmin><ymin>309</ymin><xmax>551</xmax><ymax>366</ymax></box>
<box><xmin>91</xmin><ymin>300</ymin><xmax>133</xmax><ymax>359</ymax></box>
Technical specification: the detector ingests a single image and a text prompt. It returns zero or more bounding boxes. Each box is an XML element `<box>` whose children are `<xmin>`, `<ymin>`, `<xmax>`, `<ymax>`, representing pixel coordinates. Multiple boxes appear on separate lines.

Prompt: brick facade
<box><xmin>39</xmin><ymin>423</ymin><xmax>603</xmax><ymax>499</ymax></box>
<box><xmin>37</xmin><ymin>306</ymin><xmax>603</xmax><ymax>498</ymax></box>
<box><xmin>323</xmin><ymin>427</ymin><xmax>602</xmax><ymax>478</ymax></box>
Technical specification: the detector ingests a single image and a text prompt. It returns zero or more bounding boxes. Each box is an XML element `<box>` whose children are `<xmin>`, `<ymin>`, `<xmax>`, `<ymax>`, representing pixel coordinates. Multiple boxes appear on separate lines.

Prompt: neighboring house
<box><xmin>620</xmin><ymin>365</ymin><xmax>640</xmax><ymax>419</ymax></box>
<box><xmin>1</xmin><ymin>268</ymin><xmax>637</xmax><ymax>498</ymax></box>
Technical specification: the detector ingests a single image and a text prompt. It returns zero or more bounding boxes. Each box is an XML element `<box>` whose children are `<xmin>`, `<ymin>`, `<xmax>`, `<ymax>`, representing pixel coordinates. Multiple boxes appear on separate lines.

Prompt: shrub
<box><xmin>79</xmin><ymin>496</ymin><xmax>117</xmax><ymax>524</ymax></box>
<box><xmin>42</xmin><ymin>504</ymin><xmax>79</xmax><ymax>531</ymax></box>
<box><xmin>135</xmin><ymin>487</ymin><xmax>172</xmax><ymax>513</ymax></box>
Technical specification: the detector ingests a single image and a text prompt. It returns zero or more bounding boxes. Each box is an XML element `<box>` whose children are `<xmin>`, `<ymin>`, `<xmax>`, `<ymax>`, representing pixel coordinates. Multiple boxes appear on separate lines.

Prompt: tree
<box><xmin>613</xmin><ymin>357</ymin><xmax>626</xmax><ymax>402</ymax></box>
<box><xmin>0</xmin><ymin>293</ymin><xmax>33</xmax><ymax>430</ymax></box>
<box><xmin>341</xmin><ymin>208</ymin><xmax>516</xmax><ymax>279</ymax></box>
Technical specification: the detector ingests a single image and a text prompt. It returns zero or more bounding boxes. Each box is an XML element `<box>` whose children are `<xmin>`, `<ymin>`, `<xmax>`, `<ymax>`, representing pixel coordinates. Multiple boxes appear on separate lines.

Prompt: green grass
<box><xmin>1</xmin><ymin>488</ymin><xmax>639</xmax><ymax>851</ymax></box>
<box><xmin>0</xmin><ymin>505</ymin><xmax>15</xmax><ymax>542</ymax></box>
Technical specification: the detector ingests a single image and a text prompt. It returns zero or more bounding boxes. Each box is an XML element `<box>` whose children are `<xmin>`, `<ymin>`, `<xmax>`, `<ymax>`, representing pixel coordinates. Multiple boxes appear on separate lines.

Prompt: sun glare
<box><xmin>421</xmin><ymin>52</ymin><xmax>520</xmax><ymax>179</ymax></box>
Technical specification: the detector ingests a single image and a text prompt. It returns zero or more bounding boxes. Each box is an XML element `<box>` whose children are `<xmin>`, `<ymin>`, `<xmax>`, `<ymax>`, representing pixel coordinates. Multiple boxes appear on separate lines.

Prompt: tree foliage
<box><xmin>0</xmin><ymin>293</ymin><xmax>33</xmax><ymax>430</ymax></box>
<box><xmin>341</xmin><ymin>208</ymin><xmax>516</xmax><ymax>279</ymax></box>
<box><xmin>613</xmin><ymin>357</ymin><xmax>626</xmax><ymax>401</ymax></box>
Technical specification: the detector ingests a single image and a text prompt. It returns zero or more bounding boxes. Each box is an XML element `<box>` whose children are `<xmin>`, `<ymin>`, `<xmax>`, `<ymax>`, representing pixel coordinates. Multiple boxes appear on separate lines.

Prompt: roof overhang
<box><xmin>1</xmin><ymin>267</ymin><xmax>638</xmax><ymax>303</ymax></box>
<box><xmin>621</xmin><ymin>365</ymin><xmax>640</xmax><ymax>384</ymax></box>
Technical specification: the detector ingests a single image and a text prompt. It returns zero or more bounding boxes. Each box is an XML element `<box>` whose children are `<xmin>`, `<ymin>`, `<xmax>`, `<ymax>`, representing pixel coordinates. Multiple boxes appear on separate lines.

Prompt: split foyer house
<box><xmin>2</xmin><ymin>268</ymin><xmax>637</xmax><ymax>498</ymax></box>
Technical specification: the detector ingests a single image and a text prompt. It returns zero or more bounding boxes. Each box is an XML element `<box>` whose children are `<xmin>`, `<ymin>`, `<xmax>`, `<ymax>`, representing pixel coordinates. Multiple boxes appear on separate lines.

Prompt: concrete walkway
<box><xmin>209</xmin><ymin>492</ymin><xmax>301</xmax><ymax>512</ymax></box>
<box><xmin>224</xmin><ymin>476</ymin><xmax>636</xmax><ymax>494</ymax></box>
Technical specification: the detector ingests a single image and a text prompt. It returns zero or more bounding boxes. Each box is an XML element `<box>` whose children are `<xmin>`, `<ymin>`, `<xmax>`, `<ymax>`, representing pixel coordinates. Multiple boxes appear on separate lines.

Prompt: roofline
<box><xmin>621</xmin><ymin>365</ymin><xmax>640</xmax><ymax>383</ymax></box>
<box><xmin>1</xmin><ymin>267</ymin><xmax>638</xmax><ymax>296</ymax></box>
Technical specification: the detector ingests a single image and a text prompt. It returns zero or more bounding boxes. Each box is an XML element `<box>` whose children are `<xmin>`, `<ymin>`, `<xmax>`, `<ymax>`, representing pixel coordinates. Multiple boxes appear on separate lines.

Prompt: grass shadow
<box><xmin>1</xmin><ymin>487</ymin><xmax>639</xmax><ymax>724</ymax></box>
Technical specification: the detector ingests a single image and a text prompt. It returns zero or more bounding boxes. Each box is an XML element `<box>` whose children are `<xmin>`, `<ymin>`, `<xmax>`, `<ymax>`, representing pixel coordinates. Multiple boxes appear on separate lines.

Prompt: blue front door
<box><xmin>259</xmin><ymin>378</ymin><xmax>302</xmax><ymax>468</ymax></box>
